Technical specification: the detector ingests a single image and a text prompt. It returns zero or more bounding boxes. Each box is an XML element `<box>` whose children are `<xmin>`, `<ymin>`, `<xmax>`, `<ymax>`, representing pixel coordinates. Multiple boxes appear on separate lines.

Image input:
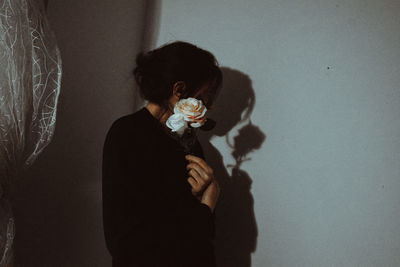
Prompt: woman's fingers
<box><xmin>187</xmin><ymin>176</ymin><xmax>198</xmax><ymax>189</ymax></box>
<box><xmin>186</xmin><ymin>163</ymin><xmax>213</xmax><ymax>191</ymax></box>
<box><xmin>186</xmin><ymin>164</ymin><xmax>211</xmax><ymax>194</ymax></box>
<box><xmin>187</xmin><ymin>176</ymin><xmax>202</xmax><ymax>195</ymax></box>
<box><xmin>186</xmin><ymin>162</ymin><xmax>208</xmax><ymax>180</ymax></box>
<box><xmin>188</xmin><ymin>168</ymin><xmax>201</xmax><ymax>181</ymax></box>
<box><xmin>185</xmin><ymin>154</ymin><xmax>213</xmax><ymax>175</ymax></box>
<box><xmin>187</xmin><ymin>166</ymin><xmax>208</xmax><ymax>193</ymax></box>
<box><xmin>185</xmin><ymin>154</ymin><xmax>215</xmax><ymax>197</ymax></box>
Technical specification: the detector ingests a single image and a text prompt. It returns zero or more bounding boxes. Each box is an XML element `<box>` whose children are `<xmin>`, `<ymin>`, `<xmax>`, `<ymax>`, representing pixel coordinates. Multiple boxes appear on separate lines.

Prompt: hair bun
<box><xmin>132</xmin><ymin>41</ymin><xmax>222</xmax><ymax>107</ymax></box>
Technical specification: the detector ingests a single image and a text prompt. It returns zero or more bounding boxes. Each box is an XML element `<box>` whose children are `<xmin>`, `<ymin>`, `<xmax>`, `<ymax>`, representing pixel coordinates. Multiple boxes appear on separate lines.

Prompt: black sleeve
<box><xmin>102</xmin><ymin>122</ymin><xmax>164</xmax><ymax>265</ymax></box>
<box><xmin>190</xmin><ymin>138</ymin><xmax>216</xmax><ymax>239</ymax></box>
<box><xmin>191</xmin><ymin>201</ymin><xmax>216</xmax><ymax>240</ymax></box>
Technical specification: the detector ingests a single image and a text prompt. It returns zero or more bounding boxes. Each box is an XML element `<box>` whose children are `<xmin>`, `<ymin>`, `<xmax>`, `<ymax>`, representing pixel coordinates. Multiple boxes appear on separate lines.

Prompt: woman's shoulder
<box><xmin>105</xmin><ymin>107</ymin><xmax>153</xmax><ymax>143</ymax></box>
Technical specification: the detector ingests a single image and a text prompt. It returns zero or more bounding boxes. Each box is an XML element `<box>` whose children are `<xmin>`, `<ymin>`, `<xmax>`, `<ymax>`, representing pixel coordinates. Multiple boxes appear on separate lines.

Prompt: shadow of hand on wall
<box><xmin>198</xmin><ymin>67</ymin><xmax>266</xmax><ymax>267</ymax></box>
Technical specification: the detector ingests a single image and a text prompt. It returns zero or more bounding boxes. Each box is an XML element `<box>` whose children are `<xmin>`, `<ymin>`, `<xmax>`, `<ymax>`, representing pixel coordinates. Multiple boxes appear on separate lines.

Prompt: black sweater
<box><xmin>102</xmin><ymin>107</ymin><xmax>216</xmax><ymax>267</ymax></box>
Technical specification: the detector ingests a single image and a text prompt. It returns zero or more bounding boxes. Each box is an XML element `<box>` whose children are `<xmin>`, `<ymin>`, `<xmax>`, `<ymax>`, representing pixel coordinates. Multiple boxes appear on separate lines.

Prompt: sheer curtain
<box><xmin>0</xmin><ymin>0</ymin><xmax>61</xmax><ymax>265</ymax></box>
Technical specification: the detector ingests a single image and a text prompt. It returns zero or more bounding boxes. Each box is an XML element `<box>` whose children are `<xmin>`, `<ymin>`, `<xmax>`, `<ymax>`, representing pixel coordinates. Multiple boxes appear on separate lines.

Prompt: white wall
<box><xmin>156</xmin><ymin>1</ymin><xmax>400</xmax><ymax>266</ymax></box>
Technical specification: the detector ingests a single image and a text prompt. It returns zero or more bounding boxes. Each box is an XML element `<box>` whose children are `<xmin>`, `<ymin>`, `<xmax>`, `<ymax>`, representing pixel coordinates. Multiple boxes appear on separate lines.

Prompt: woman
<box><xmin>102</xmin><ymin>41</ymin><xmax>222</xmax><ymax>267</ymax></box>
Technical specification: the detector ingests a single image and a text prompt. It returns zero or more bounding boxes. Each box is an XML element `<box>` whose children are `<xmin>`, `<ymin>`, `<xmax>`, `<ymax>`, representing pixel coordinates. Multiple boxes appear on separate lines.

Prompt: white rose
<box><xmin>166</xmin><ymin>112</ymin><xmax>187</xmax><ymax>135</ymax></box>
<box><xmin>166</xmin><ymin>98</ymin><xmax>208</xmax><ymax>136</ymax></box>
<box><xmin>174</xmin><ymin>97</ymin><xmax>207</xmax><ymax>128</ymax></box>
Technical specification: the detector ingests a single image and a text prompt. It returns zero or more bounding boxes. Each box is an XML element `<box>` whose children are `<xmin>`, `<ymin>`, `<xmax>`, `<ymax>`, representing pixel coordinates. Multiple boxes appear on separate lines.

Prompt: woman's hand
<box><xmin>185</xmin><ymin>154</ymin><xmax>220</xmax><ymax>212</ymax></box>
<box><xmin>185</xmin><ymin>154</ymin><xmax>213</xmax><ymax>196</ymax></box>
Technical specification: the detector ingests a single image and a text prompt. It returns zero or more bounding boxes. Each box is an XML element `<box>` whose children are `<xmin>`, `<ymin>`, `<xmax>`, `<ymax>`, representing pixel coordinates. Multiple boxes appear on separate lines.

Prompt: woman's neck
<box><xmin>145</xmin><ymin>102</ymin><xmax>173</xmax><ymax>126</ymax></box>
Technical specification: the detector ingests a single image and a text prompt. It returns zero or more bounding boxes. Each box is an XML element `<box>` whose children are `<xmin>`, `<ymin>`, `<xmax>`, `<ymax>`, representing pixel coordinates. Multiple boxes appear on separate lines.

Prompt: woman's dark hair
<box><xmin>133</xmin><ymin>41</ymin><xmax>222</xmax><ymax>109</ymax></box>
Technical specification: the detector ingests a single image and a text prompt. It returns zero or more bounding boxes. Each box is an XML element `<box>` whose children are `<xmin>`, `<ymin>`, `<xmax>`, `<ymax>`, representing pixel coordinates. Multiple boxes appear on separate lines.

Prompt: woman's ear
<box><xmin>172</xmin><ymin>81</ymin><xmax>186</xmax><ymax>98</ymax></box>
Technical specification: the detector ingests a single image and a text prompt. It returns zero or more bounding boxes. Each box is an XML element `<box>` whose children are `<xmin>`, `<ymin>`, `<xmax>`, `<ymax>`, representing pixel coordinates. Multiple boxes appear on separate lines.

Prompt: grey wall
<box><xmin>155</xmin><ymin>0</ymin><xmax>400</xmax><ymax>267</ymax></box>
<box><xmin>11</xmin><ymin>0</ymin><xmax>400</xmax><ymax>266</ymax></box>
<box><xmin>11</xmin><ymin>0</ymin><xmax>155</xmax><ymax>266</ymax></box>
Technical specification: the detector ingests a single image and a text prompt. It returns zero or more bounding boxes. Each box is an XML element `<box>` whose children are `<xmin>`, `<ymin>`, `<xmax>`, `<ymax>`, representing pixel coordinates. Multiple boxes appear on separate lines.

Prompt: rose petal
<box><xmin>170</xmin><ymin>97</ymin><xmax>207</xmax><ymax>132</ymax></box>
<box><xmin>176</xmin><ymin>125</ymin><xmax>186</xmax><ymax>135</ymax></box>
<box><xmin>166</xmin><ymin>113</ymin><xmax>187</xmax><ymax>133</ymax></box>
<box><xmin>190</xmin><ymin>122</ymin><xmax>203</xmax><ymax>128</ymax></box>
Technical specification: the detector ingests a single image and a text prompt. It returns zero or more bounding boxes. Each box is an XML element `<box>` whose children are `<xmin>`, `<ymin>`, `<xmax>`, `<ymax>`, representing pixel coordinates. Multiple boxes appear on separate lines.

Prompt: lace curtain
<box><xmin>0</xmin><ymin>0</ymin><xmax>61</xmax><ymax>265</ymax></box>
